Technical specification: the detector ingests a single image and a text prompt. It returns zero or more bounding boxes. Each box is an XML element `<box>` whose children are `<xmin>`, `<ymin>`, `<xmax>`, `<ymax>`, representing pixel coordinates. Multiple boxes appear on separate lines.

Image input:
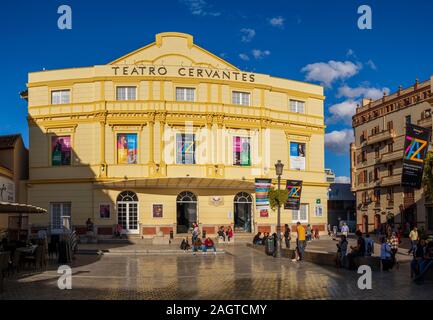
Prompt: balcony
<box><xmin>381</xmin><ymin>174</ymin><xmax>401</xmax><ymax>187</ymax></box>
<box><xmin>417</xmin><ymin>116</ymin><xmax>432</xmax><ymax>128</ymax></box>
<box><xmin>379</xmin><ymin>150</ymin><xmax>403</xmax><ymax>164</ymax></box>
<box><xmin>367</xmin><ymin>129</ymin><xmax>396</xmax><ymax>145</ymax></box>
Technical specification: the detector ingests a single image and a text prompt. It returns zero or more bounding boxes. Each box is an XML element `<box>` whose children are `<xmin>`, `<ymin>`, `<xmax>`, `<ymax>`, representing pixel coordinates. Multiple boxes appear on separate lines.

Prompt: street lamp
<box><xmin>275</xmin><ymin>160</ymin><xmax>284</xmax><ymax>258</ymax></box>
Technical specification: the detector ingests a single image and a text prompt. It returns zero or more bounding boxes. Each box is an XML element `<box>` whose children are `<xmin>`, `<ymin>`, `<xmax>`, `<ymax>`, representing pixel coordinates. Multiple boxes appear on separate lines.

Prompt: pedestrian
<box><xmin>408</xmin><ymin>226</ymin><xmax>419</xmax><ymax>255</ymax></box>
<box><xmin>306</xmin><ymin>224</ymin><xmax>312</xmax><ymax>242</ymax></box>
<box><xmin>192</xmin><ymin>223</ymin><xmax>199</xmax><ymax>243</ymax></box>
<box><xmin>388</xmin><ymin>232</ymin><xmax>399</xmax><ymax>268</ymax></box>
<box><xmin>332</xmin><ymin>225</ymin><xmax>338</xmax><ymax>238</ymax></box>
<box><xmin>347</xmin><ymin>230</ymin><xmax>366</xmax><ymax>269</ymax></box>
<box><xmin>293</xmin><ymin>222</ymin><xmax>306</xmax><ymax>262</ymax></box>
<box><xmin>380</xmin><ymin>237</ymin><xmax>393</xmax><ymax>271</ymax></box>
<box><xmin>180</xmin><ymin>238</ymin><xmax>190</xmax><ymax>251</ymax></box>
<box><xmin>364</xmin><ymin>233</ymin><xmax>375</xmax><ymax>256</ymax></box>
<box><xmin>284</xmin><ymin>224</ymin><xmax>291</xmax><ymax>249</ymax></box>
<box><xmin>341</xmin><ymin>223</ymin><xmax>349</xmax><ymax>237</ymax></box>
<box><xmin>192</xmin><ymin>237</ymin><xmax>203</xmax><ymax>255</ymax></box>
<box><xmin>336</xmin><ymin>234</ymin><xmax>348</xmax><ymax>268</ymax></box>
<box><xmin>327</xmin><ymin>223</ymin><xmax>331</xmax><ymax>237</ymax></box>
<box><xmin>314</xmin><ymin>228</ymin><xmax>320</xmax><ymax>240</ymax></box>
<box><xmin>414</xmin><ymin>241</ymin><xmax>433</xmax><ymax>282</ymax></box>
<box><xmin>253</xmin><ymin>232</ymin><xmax>262</xmax><ymax>245</ymax></box>
<box><xmin>226</xmin><ymin>226</ymin><xmax>233</xmax><ymax>242</ymax></box>
<box><xmin>203</xmin><ymin>237</ymin><xmax>217</xmax><ymax>254</ymax></box>
<box><xmin>217</xmin><ymin>226</ymin><xmax>226</xmax><ymax>242</ymax></box>
<box><xmin>411</xmin><ymin>238</ymin><xmax>426</xmax><ymax>278</ymax></box>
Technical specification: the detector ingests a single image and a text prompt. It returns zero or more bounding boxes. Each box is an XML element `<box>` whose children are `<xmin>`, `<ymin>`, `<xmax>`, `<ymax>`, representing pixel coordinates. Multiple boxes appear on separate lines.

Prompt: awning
<box><xmin>0</xmin><ymin>202</ymin><xmax>47</xmax><ymax>214</ymax></box>
<box><xmin>94</xmin><ymin>177</ymin><xmax>256</xmax><ymax>190</ymax></box>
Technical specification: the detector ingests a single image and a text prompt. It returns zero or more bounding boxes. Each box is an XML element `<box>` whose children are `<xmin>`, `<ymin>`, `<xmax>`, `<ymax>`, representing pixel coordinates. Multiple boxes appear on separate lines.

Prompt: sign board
<box><xmin>284</xmin><ymin>180</ymin><xmax>303</xmax><ymax>210</ymax></box>
<box><xmin>401</xmin><ymin>123</ymin><xmax>431</xmax><ymax>189</ymax></box>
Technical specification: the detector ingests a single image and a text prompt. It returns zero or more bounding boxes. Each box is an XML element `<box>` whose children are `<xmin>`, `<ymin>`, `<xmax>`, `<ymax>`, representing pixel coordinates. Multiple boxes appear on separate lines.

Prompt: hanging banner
<box><xmin>401</xmin><ymin>124</ymin><xmax>431</xmax><ymax>189</ymax></box>
<box><xmin>285</xmin><ymin>180</ymin><xmax>303</xmax><ymax>210</ymax></box>
<box><xmin>255</xmin><ymin>178</ymin><xmax>272</xmax><ymax>218</ymax></box>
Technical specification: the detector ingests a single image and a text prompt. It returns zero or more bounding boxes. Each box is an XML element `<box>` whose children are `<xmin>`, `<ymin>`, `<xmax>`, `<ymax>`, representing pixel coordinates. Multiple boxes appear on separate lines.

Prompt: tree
<box><xmin>422</xmin><ymin>151</ymin><xmax>433</xmax><ymax>201</ymax></box>
<box><xmin>268</xmin><ymin>187</ymin><xmax>289</xmax><ymax>211</ymax></box>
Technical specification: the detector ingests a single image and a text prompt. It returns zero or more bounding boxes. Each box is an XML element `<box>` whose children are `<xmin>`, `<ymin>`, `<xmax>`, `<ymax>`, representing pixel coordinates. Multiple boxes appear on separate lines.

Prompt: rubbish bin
<box><xmin>265</xmin><ymin>237</ymin><xmax>275</xmax><ymax>256</ymax></box>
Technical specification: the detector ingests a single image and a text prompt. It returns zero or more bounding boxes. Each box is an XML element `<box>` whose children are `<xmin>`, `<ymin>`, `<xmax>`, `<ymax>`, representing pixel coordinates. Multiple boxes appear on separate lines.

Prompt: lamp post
<box><xmin>274</xmin><ymin>160</ymin><xmax>284</xmax><ymax>258</ymax></box>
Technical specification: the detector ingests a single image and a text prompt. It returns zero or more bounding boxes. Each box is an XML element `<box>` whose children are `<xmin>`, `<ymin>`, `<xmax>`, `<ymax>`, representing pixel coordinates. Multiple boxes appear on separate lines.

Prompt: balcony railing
<box><xmin>379</xmin><ymin>150</ymin><xmax>403</xmax><ymax>164</ymax></box>
<box><xmin>381</xmin><ymin>174</ymin><xmax>401</xmax><ymax>187</ymax></box>
<box><xmin>417</xmin><ymin>116</ymin><xmax>432</xmax><ymax>128</ymax></box>
<box><xmin>367</xmin><ymin>129</ymin><xmax>396</xmax><ymax>145</ymax></box>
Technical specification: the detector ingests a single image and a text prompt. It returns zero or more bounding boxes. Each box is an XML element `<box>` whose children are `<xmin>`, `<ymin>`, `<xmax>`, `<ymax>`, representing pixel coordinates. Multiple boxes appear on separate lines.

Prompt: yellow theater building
<box><xmin>23</xmin><ymin>32</ymin><xmax>328</xmax><ymax>238</ymax></box>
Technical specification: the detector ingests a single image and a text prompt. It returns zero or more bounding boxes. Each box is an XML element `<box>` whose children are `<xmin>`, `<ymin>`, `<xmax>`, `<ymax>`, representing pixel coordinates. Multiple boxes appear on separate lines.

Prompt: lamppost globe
<box><xmin>275</xmin><ymin>160</ymin><xmax>284</xmax><ymax>176</ymax></box>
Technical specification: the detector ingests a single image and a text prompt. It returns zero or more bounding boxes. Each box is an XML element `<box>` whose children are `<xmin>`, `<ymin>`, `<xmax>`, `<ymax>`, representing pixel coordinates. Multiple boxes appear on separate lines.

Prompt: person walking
<box><xmin>284</xmin><ymin>224</ymin><xmax>291</xmax><ymax>249</ymax></box>
<box><xmin>408</xmin><ymin>227</ymin><xmax>419</xmax><ymax>255</ymax></box>
<box><xmin>388</xmin><ymin>232</ymin><xmax>399</xmax><ymax>269</ymax></box>
<box><xmin>364</xmin><ymin>233</ymin><xmax>375</xmax><ymax>256</ymax></box>
<box><xmin>192</xmin><ymin>223</ymin><xmax>199</xmax><ymax>243</ymax></box>
<box><xmin>306</xmin><ymin>224</ymin><xmax>312</xmax><ymax>242</ymax></box>
<box><xmin>336</xmin><ymin>234</ymin><xmax>348</xmax><ymax>268</ymax></box>
<box><xmin>341</xmin><ymin>223</ymin><xmax>349</xmax><ymax>237</ymax></box>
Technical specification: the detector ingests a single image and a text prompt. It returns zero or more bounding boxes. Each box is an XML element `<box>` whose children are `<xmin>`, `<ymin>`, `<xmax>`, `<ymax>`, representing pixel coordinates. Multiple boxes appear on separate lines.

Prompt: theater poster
<box><xmin>255</xmin><ymin>178</ymin><xmax>272</xmax><ymax>218</ymax></box>
<box><xmin>117</xmin><ymin>133</ymin><xmax>138</xmax><ymax>164</ymax></box>
<box><xmin>285</xmin><ymin>180</ymin><xmax>303</xmax><ymax>210</ymax></box>
<box><xmin>401</xmin><ymin>124</ymin><xmax>431</xmax><ymax>189</ymax></box>
<box><xmin>290</xmin><ymin>142</ymin><xmax>306</xmax><ymax>170</ymax></box>
<box><xmin>51</xmin><ymin>136</ymin><xmax>71</xmax><ymax>166</ymax></box>
<box><xmin>233</xmin><ymin>136</ymin><xmax>251</xmax><ymax>166</ymax></box>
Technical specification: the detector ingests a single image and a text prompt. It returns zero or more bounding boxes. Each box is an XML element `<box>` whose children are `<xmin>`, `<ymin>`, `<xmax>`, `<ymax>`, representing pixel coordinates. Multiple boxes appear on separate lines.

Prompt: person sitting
<box><xmin>253</xmin><ymin>232</ymin><xmax>262</xmax><ymax>245</ymax></box>
<box><xmin>86</xmin><ymin>218</ymin><xmax>94</xmax><ymax>233</ymax></box>
<box><xmin>314</xmin><ymin>228</ymin><xmax>320</xmax><ymax>240</ymax></box>
<box><xmin>414</xmin><ymin>241</ymin><xmax>433</xmax><ymax>282</ymax></box>
<box><xmin>114</xmin><ymin>223</ymin><xmax>123</xmax><ymax>238</ymax></box>
<box><xmin>217</xmin><ymin>226</ymin><xmax>226</xmax><ymax>242</ymax></box>
<box><xmin>380</xmin><ymin>237</ymin><xmax>393</xmax><ymax>271</ymax></box>
<box><xmin>347</xmin><ymin>230</ymin><xmax>366</xmax><ymax>269</ymax></box>
<box><xmin>180</xmin><ymin>238</ymin><xmax>191</xmax><ymax>251</ymax></box>
<box><xmin>226</xmin><ymin>226</ymin><xmax>234</xmax><ymax>242</ymax></box>
<box><xmin>203</xmin><ymin>237</ymin><xmax>217</xmax><ymax>254</ymax></box>
<box><xmin>192</xmin><ymin>238</ymin><xmax>203</xmax><ymax>255</ymax></box>
<box><xmin>336</xmin><ymin>234</ymin><xmax>348</xmax><ymax>268</ymax></box>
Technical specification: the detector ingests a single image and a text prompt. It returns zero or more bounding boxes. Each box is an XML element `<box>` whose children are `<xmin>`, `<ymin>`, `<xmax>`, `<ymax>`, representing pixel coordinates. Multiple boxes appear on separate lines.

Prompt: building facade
<box><xmin>327</xmin><ymin>183</ymin><xmax>356</xmax><ymax>232</ymax></box>
<box><xmin>24</xmin><ymin>32</ymin><xmax>328</xmax><ymax>238</ymax></box>
<box><xmin>351</xmin><ymin>77</ymin><xmax>433</xmax><ymax>234</ymax></box>
<box><xmin>0</xmin><ymin>134</ymin><xmax>29</xmax><ymax>238</ymax></box>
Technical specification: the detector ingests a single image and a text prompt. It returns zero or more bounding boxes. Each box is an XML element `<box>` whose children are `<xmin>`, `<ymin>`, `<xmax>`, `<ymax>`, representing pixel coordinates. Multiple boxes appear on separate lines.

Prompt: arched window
<box><xmin>177</xmin><ymin>191</ymin><xmax>197</xmax><ymax>203</ymax></box>
<box><xmin>234</xmin><ymin>192</ymin><xmax>252</xmax><ymax>203</ymax></box>
<box><xmin>117</xmin><ymin>191</ymin><xmax>138</xmax><ymax>202</ymax></box>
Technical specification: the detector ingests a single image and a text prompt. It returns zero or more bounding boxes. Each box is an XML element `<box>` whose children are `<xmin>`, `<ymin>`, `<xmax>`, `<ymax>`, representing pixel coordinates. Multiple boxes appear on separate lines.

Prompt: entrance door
<box><xmin>363</xmin><ymin>215</ymin><xmax>369</xmax><ymax>234</ymax></box>
<box><xmin>177</xmin><ymin>191</ymin><xmax>197</xmax><ymax>234</ymax></box>
<box><xmin>234</xmin><ymin>192</ymin><xmax>252</xmax><ymax>232</ymax></box>
<box><xmin>116</xmin><ymin>191</ymin><xmax>139</xmax><ymax>234</ymax></box>
<box><xmin>404</xmin><ymin>207</ymin><xmax>416</xmax><ymax>230</ymax></box>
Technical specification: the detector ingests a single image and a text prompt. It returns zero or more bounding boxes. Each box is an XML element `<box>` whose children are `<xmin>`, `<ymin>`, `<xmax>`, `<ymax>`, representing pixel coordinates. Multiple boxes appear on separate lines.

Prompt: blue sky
<box><xmin>1</xmin><ymin>0</ymin><xmax>432</xmax><ymax>180</ymax></box>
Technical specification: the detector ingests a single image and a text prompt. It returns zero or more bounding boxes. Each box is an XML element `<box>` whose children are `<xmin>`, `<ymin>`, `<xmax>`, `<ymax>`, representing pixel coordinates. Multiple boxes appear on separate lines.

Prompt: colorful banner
<box><xmin>290</xmin><ymin>142</ymin><xmax>306</xmax><ymax>170</ymax></box>
<box><xmin>285</xmin><ymin>180</ymin><xmax>303</xmax><ymax>210</ymax></box>
<box><xmin>233</xmin><ymin>136</ymin><xmax>251</xmax><ymax>166</ymax></box>
<box><xmin>401</xmin><ymin>124</ymin><xmax>431</xmax><ymax>188</ymax></box>
<box><xmin>176</xmin><ymin>133</ymin><xmax>195</xmax><ymax>164</ymax></box>
<box><xmin>255</xmin><ymin>178</ymin><xmax>272</xmax><ymax>218</ymax></box>
<box><xmin>51</xmin><ymin>136</ymin><xmax>71</xmax><ymax>166</ymax></box>
<box><xmin>117</xmin><ymin>133</ymin><xmax>138</xmax><ymax>164</ymax></box>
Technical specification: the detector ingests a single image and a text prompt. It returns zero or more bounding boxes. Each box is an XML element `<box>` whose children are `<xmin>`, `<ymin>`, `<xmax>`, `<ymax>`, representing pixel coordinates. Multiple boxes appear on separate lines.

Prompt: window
<box><xmin>117</xmin><ymin>134</ymin><xmax>138</xmax><ymax>164</ymax></box>
<box><xmin>50</xmin><ymin>202</ymin><xmax>71</xmax><ymax>233</ymax></box>
<box><xmin>388</xmin><ymin>142</ymin><xmax>393</xmax><ymax>153</ymax></box>
<box><xmin>375</xmin><ymin>146</ymin><xmax>380</xmax><ymax>158</ymax></box>
<box><xmin>374</xmin><ymin>188</ymin><xmax>381</xmax><ymax>203</ymax></box>
<box><xmin>51</xmin><ymin>90</ymin><xmax>70</xmax><ymax>105</ymax></box>
<box><xmin>386</xmin><ymin>187</ymin><xmax>394</xmax><ymax>201</ymax></box>
<box><xmin>292</xmin><ymin>204</ymin><xmax>308</xmax><ymax>223</ymax></box>
<box><xmin>51</xmin><ymin>136</ymin><xmax>71</xmax><ymax>166</ymax></box>
<box><xmin>232</xmin><ymin>91</ymin><xmax>250</xmax><ymax>106</ymax></box>
<box><xmin>176</xmin><ymin>87</ymin><xmax>195</xmax><ymax>102</ymax></box>
<box><xmin>374</xmin><ymin>168</ymin><xmax>379</xmax><ymax>181</ymax></box>
<box><xmin>116</xmin><ymin>86</ymin><xmax>137</xmax><ymax>101</ymax></box>
<box><xmin>290</xmin><ymin>142</ymin><xmax>306</xmax><ymax>170</ymax></box>
<box><xmin>176</xmin><ymin>133</ymin><xmax>195</xmax><ymax>164</ymax></box>
<box><xmin>406</xmin><ymin>115</ymin><xmax>411</xmax><ymax>125</ymax></box>
<box><xmin>233</xmin><ymin>137</ymin><xmax>251</xmax><ymax>166</ymax></box>
<box><xmin>387</xmin><ymin>121</ymin><xmax>393</xmax><ymax>131</ymax></box>
<box><xmin>289</xmin><ymin>100</ymin><xmax>305</xmax><ymax>113</ymax></box>
<box><xmin>388</xmin><ymin>164</ymin><xmax>394</xmax><ymax>176</ymax></box>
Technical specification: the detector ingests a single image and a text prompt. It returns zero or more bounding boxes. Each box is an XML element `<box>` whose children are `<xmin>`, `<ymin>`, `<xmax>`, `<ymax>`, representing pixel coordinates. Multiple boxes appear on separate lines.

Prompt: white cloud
<box><xmin>179</xmin><ymin>0</ymin><xmax>221</xmax><ymax>17</ymax></box>
<box><xmin>366</xmin><ymin>59</ymin><xmax>377</xmax><ymax>70</ymax></box>
<box><xmin>252</xmin><ymin>49</ymin><xmax>270</xmax><ymax>59</ymax></box>
<box><xmin>301</xmin><ymin>60</ymin><xmax>361</xmax><ymax>87</ymax></box>
<box><xmin>327</xmin><ymin>100</ymin><xmax>358</xmax><ymax>125</ymax></box>
<box><xmin>325</xmin><ymin>129</ymin><xmax>354</xmax><ymax>154</ymax></box>
<box><xmin>240</xmin><ymin>28</ymin><xmax>256</xmax><ymax>43</ymax></box>
<box><xmin>346</xmin><ymin>49</ymin><xmax>355</xmax><ymax>57</ymax></box>
<box><xmin>335</xmin><ymin>176</ymin><xmax>351</xmax><ymax>184</ymax></box>
<box><xmin>269</xmin><ymin>16</ymin><xmax>285</xmax><ymax>28</ymax></box>
<box><xmin>239</xmin><ymin>53</ymin><xmax>250</xmax><ymax>61</ymax></box>
<box><xmin>337</xmin><ymin>85</ymin><xmax>389</xmax><ymax>100</ymax></box>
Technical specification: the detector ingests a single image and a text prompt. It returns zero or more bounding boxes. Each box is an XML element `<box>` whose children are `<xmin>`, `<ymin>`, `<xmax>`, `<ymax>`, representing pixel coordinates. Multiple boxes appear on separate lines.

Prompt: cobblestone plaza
<box><xmin>2</xmin><ymin>244</ymin><xmax>432</xmax><ymax>300</ymax></box>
